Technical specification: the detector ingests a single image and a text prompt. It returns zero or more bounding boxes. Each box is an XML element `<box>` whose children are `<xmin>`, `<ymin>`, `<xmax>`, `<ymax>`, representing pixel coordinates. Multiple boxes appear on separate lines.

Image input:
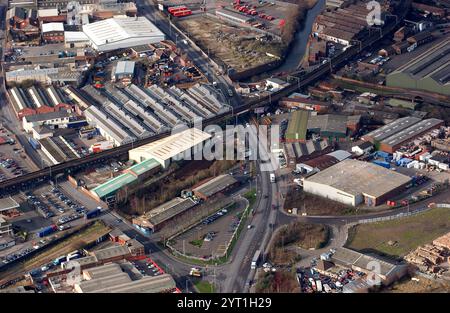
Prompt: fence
<box><xmin>170</xmin><ymin>17</ymin><xmax>225</xmax><ymax>74</ymax></box>
<box><xmin>358</xmin><ymin>203</ymin><xmax>450</xmax><ymax>224</ymax></box>
<box><xmin>166</xmin><ymin>197</ymin><xmax>250</xmax><ymax>264</ymax></box>
<box><xmin>434</xmin><ymin>203</ymin><xmax>450</xmax><ymax>208</ymax></box>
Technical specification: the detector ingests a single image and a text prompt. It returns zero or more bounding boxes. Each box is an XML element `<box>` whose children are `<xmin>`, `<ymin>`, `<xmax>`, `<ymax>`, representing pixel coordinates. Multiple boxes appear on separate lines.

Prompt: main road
<box><xmin>0</xmin><ymin>0</ymin><xmax>413</xmax><ymax>194</ymax></box>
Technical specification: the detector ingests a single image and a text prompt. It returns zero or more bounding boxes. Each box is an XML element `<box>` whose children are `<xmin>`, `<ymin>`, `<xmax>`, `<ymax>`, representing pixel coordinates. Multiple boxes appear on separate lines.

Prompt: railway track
<box><xmin>0</xmin><ymin>2</ymin><xmax>411</xmax><ymax>194</ymax></box>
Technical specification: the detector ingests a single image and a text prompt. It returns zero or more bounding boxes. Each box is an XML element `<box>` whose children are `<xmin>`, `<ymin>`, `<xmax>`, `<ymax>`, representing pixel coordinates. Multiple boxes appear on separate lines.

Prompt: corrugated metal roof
<box><xmin>285</xmin><ymin>110</ymin><xmax>309</xmax><ymax>141</ymax></box>
<box><xmin>42</xmin><ymin>22</ymin><xmax>64</xmax><ymax>33</ymax></box>
<box><xmin>91</xmin><ymin>173</ymin><xmax>137</xmax><ymax>198</ymax></box>
<box><xmin>115</xmin><ymin>61</ymin><xmax>135</xmax><ymax>75</ymax></box>
<box><xmin>129</xmin><ymin>128</ymin><xmax>211</xmax><ymax>164</ymax></box>
<box><xmin>327</xmin><ymin>150</ymin><xmax>351</xmax><ymax>161</ymax></box>
<box><xmin>193</xmin><ymin>174</ymin><xmax>237</xmax><ymax>198</ymax></box>
<box><xmin>127</xmin><ymin>158</ymin><xmax>160</xmax><ymax>176</ymax></box>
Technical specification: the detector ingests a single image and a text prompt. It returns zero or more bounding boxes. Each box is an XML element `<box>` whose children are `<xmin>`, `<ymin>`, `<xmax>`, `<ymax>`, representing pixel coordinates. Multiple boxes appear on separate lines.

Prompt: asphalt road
<box><xmin>137</xmin><ymin>0</ymin><xmax>241</xmax><ymax>108</ymax></box>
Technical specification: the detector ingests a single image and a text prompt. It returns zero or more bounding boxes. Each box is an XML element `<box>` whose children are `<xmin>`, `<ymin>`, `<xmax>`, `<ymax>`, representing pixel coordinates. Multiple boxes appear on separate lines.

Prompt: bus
<box><xmin>251</xmin><ymin>250</ymin><xmax>261</xmax><ymax>270</ymax></box>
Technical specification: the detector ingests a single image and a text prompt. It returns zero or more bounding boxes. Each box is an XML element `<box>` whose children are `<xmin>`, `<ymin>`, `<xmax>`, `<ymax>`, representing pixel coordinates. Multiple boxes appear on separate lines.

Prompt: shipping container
<box><xmin>172</xmin><ymin>9</ymin><xmax>192</xmax><ymax>17</ymax></box>
<box><xmin>376</xmin><ymin>151</ymin><xmax>391</xmax><ymax>159</ymax></box>
<box><xmin>168</xmin><ymin>5</ymin><xmax>187</xmax><ymax>13</ymax></box>
<box><xmin>84</xmin><ymin>208</ymin><xmax>101</xmax><ymax>219</ymax></box>
<box><xmin>67</xmin><ymin>120</ymin><xmax>88</xmax><ymax>129</ymax></box>
<box><xmin>28</xmin><ymin>137</ymin><xmax>41</xmax><ymax>150</ymax></box>
<box><xmin>38</xmin><ymin>224</ymin><xmax>57</xmax><ymax>237</ymax></box>
<box><xmin>372</xmin><ymin>160</ymin><xmax>390</xmax><ymax>169</ymax></box>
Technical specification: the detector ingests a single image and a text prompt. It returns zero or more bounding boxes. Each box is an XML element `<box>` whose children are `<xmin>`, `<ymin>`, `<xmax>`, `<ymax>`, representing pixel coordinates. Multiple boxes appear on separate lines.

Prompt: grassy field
<box><xmin>268</xmin><ymin>222</ymin><xmax>329</xmax><ymax>265</ymax></box>
<box><xmin>243</xmin><ymin>188</ymin><xmax>257</xmax><ymax>207</ymax></box>
<box><xmin>346</xmin><ymin>208</ymin><xmax>450</xmax><ymax>258</ymax></box>
<box><xmin>382</xmin><ymin>276</ymin><xmax>450</xmax><ymax>293</ymax></box>
<box><xmin>194</xmin><ymin>280</ymin><xmax>215</xmax><ymax>293</ymax></box>
<box><xmin>189</xmin><ymin>239</ymin><xmax>203</xmax><ymax>248</ymax></box>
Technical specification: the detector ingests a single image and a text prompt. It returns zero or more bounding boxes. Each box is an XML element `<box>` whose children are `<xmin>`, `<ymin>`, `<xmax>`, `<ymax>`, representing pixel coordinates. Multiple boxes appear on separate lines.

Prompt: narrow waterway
<box><xmin>275</xmin><ymin>0</ymin><xmax>325</xmax><ymax>72</ymax></box>
<box><xmin>244</xmin><ymin>0</ymin><xmax>325</xmax><ymax>82</ymax></box>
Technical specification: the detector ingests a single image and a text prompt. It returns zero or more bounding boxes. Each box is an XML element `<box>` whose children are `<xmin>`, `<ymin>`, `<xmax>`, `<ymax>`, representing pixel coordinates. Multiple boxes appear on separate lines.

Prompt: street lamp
<box><xmin>351</xmin><ymin>39</ymin><xmax>363</xmax><ymax>53</ymax></box>
<box><xmin>319</xmin><ymin>57</ymin><xmax>332</xmax><ymax>72</ymax></box>
<box><xmin>224</xmin><ymin>103</ymin><xmax>235</xmax><ymax>126</ymax></box>
<box><xmin>287</xmin><ymin>75</ymin><xmax>301</xmax><ymax>89</ymax></box>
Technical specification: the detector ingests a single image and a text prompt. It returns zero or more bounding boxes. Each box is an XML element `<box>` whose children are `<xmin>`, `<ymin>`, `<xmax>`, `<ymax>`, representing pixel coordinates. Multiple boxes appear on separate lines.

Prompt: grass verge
<box><xmin>194</xmin><ymin>280</ymin><xmax>215</xmax><ymax>293</ymax></box>
<box><xmin>346</xmin><ymin>207</ymin><xmax>450</xmax><ymax>258</ymax></box>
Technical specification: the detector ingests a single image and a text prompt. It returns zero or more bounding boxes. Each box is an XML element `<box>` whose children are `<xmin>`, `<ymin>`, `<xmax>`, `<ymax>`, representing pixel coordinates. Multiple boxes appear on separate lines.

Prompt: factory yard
<box><xmin>346</xmin><ymin>208</ymin><xmax>450</xmax><ymax>258</ymax></box>
<box><xmin>177</xmin><ymin>17</ymin><xmax>282</xmax><ymax>71</ymax></box>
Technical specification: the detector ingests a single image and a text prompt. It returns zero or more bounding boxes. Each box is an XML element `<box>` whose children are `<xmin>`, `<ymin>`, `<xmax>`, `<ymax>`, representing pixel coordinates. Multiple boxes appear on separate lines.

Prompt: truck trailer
<box><xmin>37</xmin><ymin>224</ymin><xmax>58</xmax><ymax>238</ymax></box>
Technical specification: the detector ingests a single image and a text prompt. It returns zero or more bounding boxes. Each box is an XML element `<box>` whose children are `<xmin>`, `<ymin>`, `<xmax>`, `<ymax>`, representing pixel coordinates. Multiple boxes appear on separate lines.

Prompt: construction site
<box><xmin>170</xmin><ymin>0</ymin><xmax>310</xmax><ymax>72</ymax></box>
<box><xmin>177</xmin><ymin>17</ymin><xmax>284</xmax><ymax>71</ymax></box>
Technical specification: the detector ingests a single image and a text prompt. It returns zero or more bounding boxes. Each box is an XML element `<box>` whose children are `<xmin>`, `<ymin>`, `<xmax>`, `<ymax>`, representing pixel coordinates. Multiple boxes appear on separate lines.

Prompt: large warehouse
<box><xmin>363</xmin><ymin>117</ymin><xmax>444</xmax><ymax>153</ymax></box>
<box><xmin>128</xmin><ymin>128</ymin><xmax>211</xmax><ymax>168</ymax></box>
<box><xmin>285</xmin><ymin>110</ymin><xmax>359</xmax><ymax>142</ymax></box>
<box><xmin>132</xmin><ymin>197</ymin><xmax>197</xmax><ymax>233</ymax></box>
<box><xmin>303</xmin><ymin>159</ymin><xmax>411</xmax><ymax>206</ymax></box>
<box><xmin>386</xmin><ymin>38</ymin><xmax>450</xmax><ymax>96</ymax></box>
<box><xmin>82</xmin><ymin>16</ymin><xmax>165</xmax><ymax>52</ymax></box>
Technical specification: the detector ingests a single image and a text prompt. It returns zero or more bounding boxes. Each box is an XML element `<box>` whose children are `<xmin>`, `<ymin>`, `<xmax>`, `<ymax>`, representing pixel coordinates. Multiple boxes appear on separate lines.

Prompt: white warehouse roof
<box><xmin>38</xmin><ymin>8</ymin><xmax>58</xmax><ymax>17</ymax></box>
<box><xmin>64</xmin><ymin>31</ymin><xmax>89</xmax><ymax>43</ymax></box>
<box><xmin>82</xmin><ymin>17</ymin><xmax>165</xmax><ymax>52</ymax></box>
<box><xmin>129</xmin><ymin>128</ymin><xmax>211</xmax><ymax>166</ymax></box>
<box><xmin>115</xmin><ymin>61</ymin><xmax>135</xmax><ymax>75</ymax></box>
<box><xmin>42</xmin><ymin>22</ymin><xmax>64</xmax><ymax>33</ymax></box>
<box><xmin>84</xmin><ymin>105</ymin><xmax>134</xmax><ymax>146</ymax></box>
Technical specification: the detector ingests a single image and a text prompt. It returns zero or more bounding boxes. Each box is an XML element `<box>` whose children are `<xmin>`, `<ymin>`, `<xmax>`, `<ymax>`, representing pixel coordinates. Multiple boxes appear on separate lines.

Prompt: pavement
<box><xmin>137</xmin><ymin>0</ymin><xmax>241</xmax><ymax>108</ymax></box>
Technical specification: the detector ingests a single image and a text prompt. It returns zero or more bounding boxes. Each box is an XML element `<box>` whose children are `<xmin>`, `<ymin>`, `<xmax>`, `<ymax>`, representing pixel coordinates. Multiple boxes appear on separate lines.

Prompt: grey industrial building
<box><xmin>192</xmin><ymin>174</ymin><xmax>238</xmax><ymax>200</ymax></box>
<box><xmin>303</xmin><ymin>159</ymin><xmax>411</xmax><ymax>206</ymax></box>
<box><xmin>215</xmin><ymin>8</ymin><xmax>253</xmax><ymax>24</ymax></box>
<box><xmin>363</xmin><ymin>117</ymin><xmax>444</xmax><ymax>153</ymax></box>
<box><xmin>331</xmin><ymin>247</ymin><xmax>408</xmax><ymax>285</ymax></box>
<box><xmin>132</xmin><ymin>197</ymin><xmax>197</xmax><ymax>233</ymax></box>
<box><xmin>71</xmin><ymin>263</ymin><xmax>176</xmax><ymax>293</ymax></box>
<box><xmin>386</xmin><ymin>38</ymin><xmax>450</xmax><ymax>96</ymax></box>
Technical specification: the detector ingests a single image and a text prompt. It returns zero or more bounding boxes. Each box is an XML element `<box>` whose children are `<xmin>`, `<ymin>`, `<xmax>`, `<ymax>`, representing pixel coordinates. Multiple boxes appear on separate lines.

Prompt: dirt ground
<box><xmin>178</xmin><ymin>17</ymin><xmax>283</xmax><ymax>71</ymax></box>
<box><xmin>346</xmin><ymin>208</ymin><xmax>450</xmax><ymax>258</ymax></box>
<box><xmin>255</xmin><ymin>270</ymin><xmax>300</xmax><ymax>293</ymax></box>
<box><xmin>284</xmin><ymin>186</ymin><xmax>359</xmax><ymax>216</ymax></box>
<box><xmin>268</xmin><ymin>221</ymin><xmax>329</xmax><ymax>266</ymax></box>
<box><xmin>173</xmin><ymin>160</ymin><xmax>214</xmax><ymax>180</ymax></box>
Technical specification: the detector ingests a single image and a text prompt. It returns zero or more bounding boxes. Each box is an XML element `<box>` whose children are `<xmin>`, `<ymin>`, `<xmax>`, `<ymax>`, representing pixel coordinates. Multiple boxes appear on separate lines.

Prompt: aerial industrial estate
<box><xmin>0</xmin><ymin>0</ymin><xmax>449</xmax><ymax>298</ymax></box>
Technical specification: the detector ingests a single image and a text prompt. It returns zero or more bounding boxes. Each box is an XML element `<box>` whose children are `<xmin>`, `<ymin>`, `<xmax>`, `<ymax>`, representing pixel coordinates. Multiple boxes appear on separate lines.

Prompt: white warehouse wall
<box><xmin>303</xmin><ymin>180</ymin><xmax>361</xmax><ymax>206</ymax></box>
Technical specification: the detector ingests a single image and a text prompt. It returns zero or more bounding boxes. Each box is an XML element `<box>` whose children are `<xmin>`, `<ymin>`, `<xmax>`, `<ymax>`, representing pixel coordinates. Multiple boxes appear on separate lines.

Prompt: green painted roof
<box><xmin>92</xmin><ymin>173</ymin><xmax>137</xmax><ymax>199</ymax></box>
<box><xmin>285</xmin><ymin>110</ymin><xmax>309</xmax><ymax>141</ymax></box>
<box><xmin>387</xmin><ymin>98</ymin><xmax>416</xmax><ymax>110</ymax></box>
<box><xmin>127</xmin><ymin>158</ymin><xmax>160</xmax><ymax>176</ymax></box>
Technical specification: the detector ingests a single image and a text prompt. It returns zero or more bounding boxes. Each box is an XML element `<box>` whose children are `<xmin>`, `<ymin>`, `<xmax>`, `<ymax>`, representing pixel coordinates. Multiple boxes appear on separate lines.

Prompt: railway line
<box><xmin>0</xmin><ymin>1</ymin><xmax>410</xmax><ymax>194</ymax></box>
